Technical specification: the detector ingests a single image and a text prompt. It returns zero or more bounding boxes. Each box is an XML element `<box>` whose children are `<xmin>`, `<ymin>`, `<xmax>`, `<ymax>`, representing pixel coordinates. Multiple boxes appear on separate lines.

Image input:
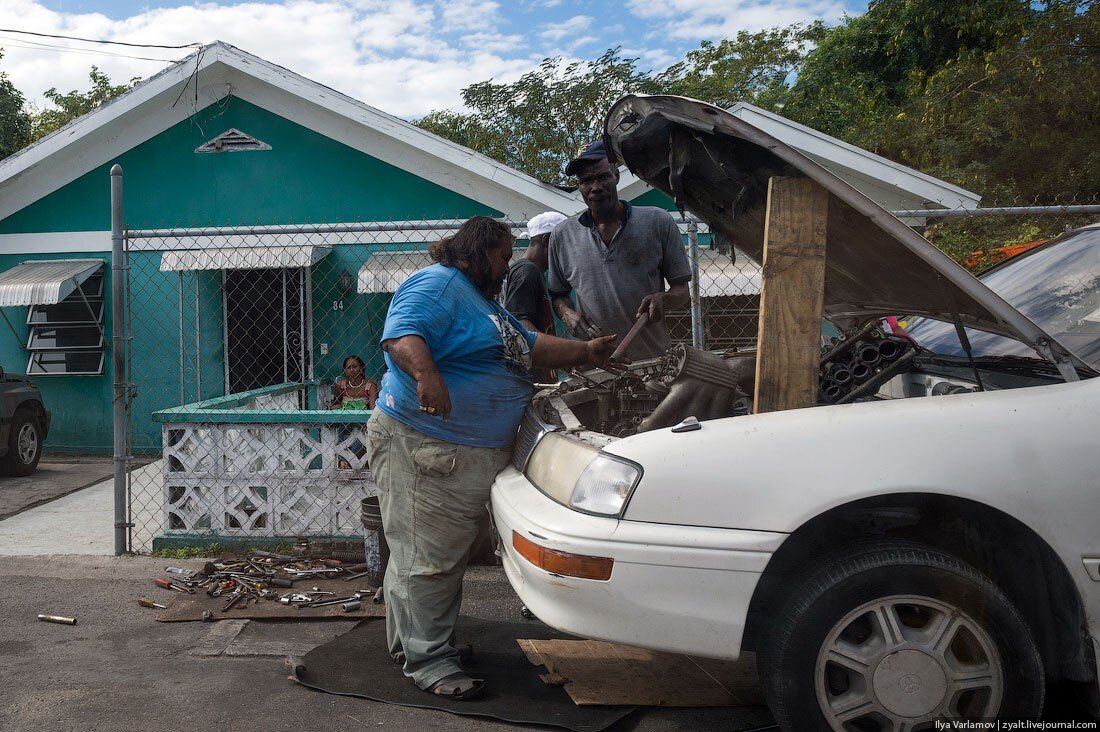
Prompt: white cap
<box><xmin>526</xmin><ymin>212</ymin><xmax>568</xmax><ymax>239</ymax></box>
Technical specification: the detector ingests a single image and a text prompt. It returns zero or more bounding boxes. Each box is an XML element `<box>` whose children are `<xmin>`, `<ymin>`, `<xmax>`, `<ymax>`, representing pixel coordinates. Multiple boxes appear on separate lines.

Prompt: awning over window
<box><xmin>159</xmin><ymin>245</ymin><xmax>332</xmax><ymax>272</ymax></box>
<box><xmin>0</xmin><ymin>259</ymin><xmax>105</xmax><ymax>307</ymax></box>
<box><xmin>356</xmin><ymin>248</ymin><xmax>761</xmax><ymax>296</ymax></box>
<box><xmin>357</xmin><ymin>251</ymin><xmax>433</xmax><ymax>294</ymax></box>
<box><xmin>356</xmin><ymin>249</ymin><xmax>533</xmax><ymax>294</ymax></box>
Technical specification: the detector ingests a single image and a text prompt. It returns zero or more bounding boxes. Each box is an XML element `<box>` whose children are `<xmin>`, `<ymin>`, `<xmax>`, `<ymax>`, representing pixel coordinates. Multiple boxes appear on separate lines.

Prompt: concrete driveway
<box><xmin>0</xmin><ymin>458</ymin><xmax>112</xmax><ymax>521</ymax></box>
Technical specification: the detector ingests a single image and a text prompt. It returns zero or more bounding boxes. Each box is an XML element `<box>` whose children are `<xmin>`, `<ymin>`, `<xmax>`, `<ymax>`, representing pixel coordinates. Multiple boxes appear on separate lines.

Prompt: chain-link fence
<box><xmin>116</xmin><ymin>185</ymin><xmax>1100</xmax><ymax>553</ymax></box>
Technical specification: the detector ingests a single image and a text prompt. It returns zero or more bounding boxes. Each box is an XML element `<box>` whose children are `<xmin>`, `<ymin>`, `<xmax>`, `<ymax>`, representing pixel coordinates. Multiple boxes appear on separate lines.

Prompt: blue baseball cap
<box><xmin>564</xmin><ymin>139</ymin><xmax>610</xmax><ymax>176</ymax></box>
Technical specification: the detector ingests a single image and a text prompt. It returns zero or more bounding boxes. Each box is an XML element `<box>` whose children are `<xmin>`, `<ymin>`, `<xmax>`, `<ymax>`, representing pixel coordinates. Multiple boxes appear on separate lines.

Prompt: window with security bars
<box><xmin>26</xmin><ymin>270</ymin><xmax>106</xmax><ymax>375</ymax></box>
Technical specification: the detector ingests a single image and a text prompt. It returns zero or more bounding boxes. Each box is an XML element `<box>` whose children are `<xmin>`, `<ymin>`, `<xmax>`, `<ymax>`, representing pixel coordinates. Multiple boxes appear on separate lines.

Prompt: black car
<box><xmin>0</xmin><ymin>366</ymin><xmax>50</xmax><ymax>476</ymax></box>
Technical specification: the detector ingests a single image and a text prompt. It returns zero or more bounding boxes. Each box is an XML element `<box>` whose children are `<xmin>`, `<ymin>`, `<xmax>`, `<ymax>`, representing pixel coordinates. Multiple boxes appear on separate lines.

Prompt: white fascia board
<box><xmin>0</xmin><ymin>53</ymin><xmax>223</xmax><ymax>221</ymax></box>
<box><xmin>212</xmin><ymin>46</ymin><xmax>584</xmax><ymax>218</ymax></box>
<box><xmin>729</xmin><ymin>103</ymin><xmax>980</xmax><ymax>209</ymax></box>
<box><xmin>0</xmin><ymin>231</ymin><xmax>112</xmax><ymax>254</ymax></box>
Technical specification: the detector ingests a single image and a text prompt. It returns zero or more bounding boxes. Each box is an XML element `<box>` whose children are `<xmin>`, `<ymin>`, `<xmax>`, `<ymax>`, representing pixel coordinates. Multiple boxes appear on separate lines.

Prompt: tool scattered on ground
<box><xmin>154</xmin><ymin>578</ymin><xmax>194</xmax><ymax>594</ymax></box>
<box><xmin>38</xmin><ymin>614</ymin><xmax>76</xmax><ymax>625</ymax></box>
<box><xmin>164</xmin><ymin>566</ymin><xmax>197</xmax><ymax>579</ymax></box>
<box><xmin>143</xmin><ymin>551</ymin><xmax>382</xmax><ymax>617</ymax></box>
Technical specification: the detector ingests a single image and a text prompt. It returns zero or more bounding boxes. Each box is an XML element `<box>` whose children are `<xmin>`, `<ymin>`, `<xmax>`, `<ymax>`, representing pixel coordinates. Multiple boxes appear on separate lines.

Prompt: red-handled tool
<box><xmin>154</xmin><ymin>578</ymin><xmax>194</xmax><ymax>594</ymax></box>
<box><xmin>610</xmin><ymin>312</ymin><xmax>650</xmax><ymax>361</ymax></box>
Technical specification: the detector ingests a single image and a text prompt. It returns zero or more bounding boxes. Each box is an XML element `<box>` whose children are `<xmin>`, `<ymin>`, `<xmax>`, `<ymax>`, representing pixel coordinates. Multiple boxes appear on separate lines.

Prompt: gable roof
<box><xmin>0</xmin><ymin>42</ymin><xmax>583</xmax><ymax>224</ymax></box>
<box><xmin>616</xmin><ymin>100</ymin><xmax>980</xmax><ymax>213</ymax></box>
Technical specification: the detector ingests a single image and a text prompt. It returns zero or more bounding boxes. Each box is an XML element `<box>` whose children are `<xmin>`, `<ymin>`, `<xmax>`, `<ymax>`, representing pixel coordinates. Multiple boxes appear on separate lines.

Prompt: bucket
<box><xmin>361</xmin><ymin>497</ymin><xmax>389</xmax><ymax>588</ymax></box>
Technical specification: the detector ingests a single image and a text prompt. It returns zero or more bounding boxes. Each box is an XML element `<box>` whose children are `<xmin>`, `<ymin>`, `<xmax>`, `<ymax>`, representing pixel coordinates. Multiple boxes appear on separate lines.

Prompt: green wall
<box><xmin>0</xmin><ymin>252</ymin><xmax>114</xmax><ymax>452</ymax></box>
<box><xmin>630</xmin><ymin>188</ymin><xmax>679</xmax><ymax>211</ymax></box>
<box><xmin>1</xmin><ymin>96</ymin><xmax>513</xmax><ymax>452</ymax></box>
<box><xmin>0</xmin><ymin>96</ymin><xmax>500</xmax><ymax>233</ymax></box>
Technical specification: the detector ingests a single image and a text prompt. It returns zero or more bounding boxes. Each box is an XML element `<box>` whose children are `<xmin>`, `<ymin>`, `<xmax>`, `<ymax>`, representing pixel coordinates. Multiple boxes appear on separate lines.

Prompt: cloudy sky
<box><xmin>0</xmin><ymin>0</ymin><xmax>862</xmax><ymax>120</ymax></box>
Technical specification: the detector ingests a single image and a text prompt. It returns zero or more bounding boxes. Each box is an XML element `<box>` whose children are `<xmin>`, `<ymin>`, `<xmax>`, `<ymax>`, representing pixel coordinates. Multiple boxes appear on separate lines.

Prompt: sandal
<box><xmin>426</xmin><ymin>671</ymin><xmax>485</xmax><ymax>700</ymax></box>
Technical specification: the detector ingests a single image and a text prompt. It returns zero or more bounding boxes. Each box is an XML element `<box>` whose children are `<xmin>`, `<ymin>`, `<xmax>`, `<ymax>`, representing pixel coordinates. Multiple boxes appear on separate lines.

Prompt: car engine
<box><xmin>536</xmin><ymin>344</ymin><xmax>756</xmax><ymax>437</ymax></box>
<box><xmin>530</xmin><ymin>327</ymin><xmax>1047</xmax><ymax>438</ymax></box>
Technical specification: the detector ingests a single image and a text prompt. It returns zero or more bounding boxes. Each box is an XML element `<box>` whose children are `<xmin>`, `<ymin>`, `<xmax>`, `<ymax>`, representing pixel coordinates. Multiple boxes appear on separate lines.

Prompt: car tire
<box><xmin>2</xmin><ymin>410</ymin><xmax>43</xmax><ymax>476</ymax></box>
<box><xmin>758</xmin><ymin>541</ymin><xmax>1044</xmax><ymax>731</ymax></box>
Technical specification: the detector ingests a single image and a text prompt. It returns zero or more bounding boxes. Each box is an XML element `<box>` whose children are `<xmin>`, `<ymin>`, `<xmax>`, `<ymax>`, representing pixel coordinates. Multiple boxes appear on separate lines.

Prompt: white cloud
<box><xmin>625</xmin><ymin>0</ymin><xmax>847</xmax><ymax>39</ymax></box>
<box><xmin>538</xmin><ymin>14</ymin><xmax>592</xmax><ymax>42</ymax></box>
<box><xmin>0</xmin><ymin>0</ymin><xmax>857</xmax><ymax>122</ymax></box>
<box><xmin>438</xmin><ymin>0</ymin><xmax>501</xmax><ymax>32</ymax></box>
<box><xmin>0</xmin><ymin>0</ymin><xmax>544</xmax><ymax>118</ymax></box>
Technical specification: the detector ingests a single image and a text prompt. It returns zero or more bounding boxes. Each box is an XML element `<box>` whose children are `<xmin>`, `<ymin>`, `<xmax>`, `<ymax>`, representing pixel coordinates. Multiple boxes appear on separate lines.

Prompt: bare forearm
<box><xmin>520</xmin><ymin>317</ymin><xmax>539</xmax><ymax>333</ymax></box>
<box><xmin>531</xmin><ymin>333</ymin><xmax>594</xmax><ymax>369</ymax></box>
<box><xmin>383</xmin><ymin>335</ymin><xmax>440</xmax><ymax>382</ymax></box>
<box><xmin>664</xmin><ymin>282</ymin><xmax>690</xmax><ymax>310</ymax></box>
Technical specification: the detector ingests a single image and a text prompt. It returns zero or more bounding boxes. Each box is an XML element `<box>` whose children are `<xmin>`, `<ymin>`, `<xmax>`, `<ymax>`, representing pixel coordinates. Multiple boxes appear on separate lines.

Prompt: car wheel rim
<box><xmin>17</xmin><ymin>423</ymin><xmax>38</xmax><ymax>464</ymax></box>
<box><xmin>814</xmin><ymin>594</ymin><xmax>1003</xmax><ymax>731</ymax></box>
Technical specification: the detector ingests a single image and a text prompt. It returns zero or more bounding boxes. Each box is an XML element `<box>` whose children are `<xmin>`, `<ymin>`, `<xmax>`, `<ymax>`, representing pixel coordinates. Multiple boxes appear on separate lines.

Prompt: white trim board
<box><xmin>0</xmin><ymin>231</ymin><xmax>113</xmax><ymax>254</ymax></box>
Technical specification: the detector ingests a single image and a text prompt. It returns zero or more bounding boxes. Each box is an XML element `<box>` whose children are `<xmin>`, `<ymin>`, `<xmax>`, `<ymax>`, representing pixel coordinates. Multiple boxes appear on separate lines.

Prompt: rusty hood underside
<box><xmin>603</xmin><ymin>94</ymin><xmax>1089</xmax><ymax>374</ymax></box>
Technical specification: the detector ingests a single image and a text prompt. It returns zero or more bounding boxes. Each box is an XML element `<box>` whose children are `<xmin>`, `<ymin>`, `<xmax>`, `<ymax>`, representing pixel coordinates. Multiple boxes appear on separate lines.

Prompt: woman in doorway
<box><xmin>331</xmin><ymin>355</ymin><xmax>379</xmax><ymax>410</ymax></box>
<box><xmin>331</xmin><ymin>355</ymin><xmax>378</xmax><ymax>469</ymax></box>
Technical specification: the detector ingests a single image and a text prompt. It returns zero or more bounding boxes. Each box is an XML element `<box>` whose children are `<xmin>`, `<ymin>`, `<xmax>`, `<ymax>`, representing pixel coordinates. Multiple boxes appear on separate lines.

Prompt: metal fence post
<box><xmin>687</xmin><ymin>215</ymin><xmax>704</xmax><ymax>348</ymax></box>
<box><xmin>111</xmin><ymin>164</ymin><xmax>128</xmax><ymax>556</ymax></box>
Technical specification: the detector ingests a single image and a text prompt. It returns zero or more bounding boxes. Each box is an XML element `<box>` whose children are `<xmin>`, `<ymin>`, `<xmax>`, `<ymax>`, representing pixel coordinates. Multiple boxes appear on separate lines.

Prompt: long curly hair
<box><xmin>429</xmin><ymin>216</ymin><xmax>514</xmax><ymax>292</ymax></box>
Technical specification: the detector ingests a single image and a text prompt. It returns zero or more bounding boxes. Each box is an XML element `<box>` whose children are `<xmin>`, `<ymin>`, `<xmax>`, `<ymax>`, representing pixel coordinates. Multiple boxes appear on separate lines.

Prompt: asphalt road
<box><xmin>0</xmin><ymin>555</ymin><xmax>777</xmax><ymax>732</ymax></box>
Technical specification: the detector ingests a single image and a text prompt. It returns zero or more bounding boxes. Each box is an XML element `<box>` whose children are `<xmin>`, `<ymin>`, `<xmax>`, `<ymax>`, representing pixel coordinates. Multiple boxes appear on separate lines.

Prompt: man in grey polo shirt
<box><xmin>549</xmin><ymin>140</ymin><xmax>691</xmax><ymax>361</ymax></box>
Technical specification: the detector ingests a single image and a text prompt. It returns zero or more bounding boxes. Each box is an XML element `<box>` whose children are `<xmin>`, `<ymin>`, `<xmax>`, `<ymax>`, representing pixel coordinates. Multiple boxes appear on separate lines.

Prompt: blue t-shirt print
<box><xmin>377</xmin><ymin>264</ymin><xmax>538</xmax><ymax>449</ymax></box>
<box><xmin>488</xmin><ymin>311</ymin><xmax>533</xmax><ymax>375</ymax></box>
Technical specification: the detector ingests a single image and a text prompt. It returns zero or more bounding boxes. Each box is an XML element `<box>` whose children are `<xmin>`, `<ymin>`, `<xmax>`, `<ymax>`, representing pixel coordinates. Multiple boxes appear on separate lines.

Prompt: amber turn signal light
<box><xmin>512</xmin><ymin>531</ymin><xmax>613</xmax><ymax>581</ymax></box>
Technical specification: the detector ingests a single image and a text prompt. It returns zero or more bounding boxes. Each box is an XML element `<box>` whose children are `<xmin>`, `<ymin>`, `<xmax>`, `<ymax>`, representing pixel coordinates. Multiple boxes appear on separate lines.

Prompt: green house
<box><xmin>0</xmin><ymin>42</ymin><xmax>586</xmax><ymax>455</ymax></box>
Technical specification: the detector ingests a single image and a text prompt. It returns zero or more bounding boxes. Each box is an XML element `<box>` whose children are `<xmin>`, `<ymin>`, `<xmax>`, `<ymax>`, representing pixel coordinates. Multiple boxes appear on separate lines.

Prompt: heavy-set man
<box><xmin>549</xmin><ymin>140</ymin><xmax>692</xmax><ymax>361</ymax></box>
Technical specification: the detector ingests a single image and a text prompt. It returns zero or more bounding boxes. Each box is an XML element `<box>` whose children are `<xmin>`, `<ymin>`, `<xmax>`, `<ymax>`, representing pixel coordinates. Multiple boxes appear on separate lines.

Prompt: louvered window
<box><xmin>26</xmin><ymin>269</ymin><xmax>106</xmax><ymax>375</ymax></box>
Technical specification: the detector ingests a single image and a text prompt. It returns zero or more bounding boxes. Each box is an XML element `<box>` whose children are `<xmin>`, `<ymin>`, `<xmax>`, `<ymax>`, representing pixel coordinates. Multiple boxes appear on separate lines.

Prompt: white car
<box><xmin>491</xmin><ymin>95</ymin><xmax>1099</xmax><ymax>729</ymax></box>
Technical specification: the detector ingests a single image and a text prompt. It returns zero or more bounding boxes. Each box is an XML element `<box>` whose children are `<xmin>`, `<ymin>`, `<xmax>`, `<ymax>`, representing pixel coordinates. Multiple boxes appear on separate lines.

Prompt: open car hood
<box><xmin>604</xmin><ymin>95</ymin><xmax>1091</xmax><ymax>375</ymax></box>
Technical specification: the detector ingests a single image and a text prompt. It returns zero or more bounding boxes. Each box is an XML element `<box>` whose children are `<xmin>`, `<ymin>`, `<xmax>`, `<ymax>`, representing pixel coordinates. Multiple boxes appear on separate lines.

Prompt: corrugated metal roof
<box><xmin>159</xmin><ymin>245</ymin><xmax>332</xmax><ymax>272</ymax></box>
<box><xmin>356</xmin><ymin>248</ymin><xmax>761</xmax><ymax>296</ymax></box>
<box><xmin>0</xmin><ymin>259</ymin><xmax>105</xmax><ymax>307</ymax></box>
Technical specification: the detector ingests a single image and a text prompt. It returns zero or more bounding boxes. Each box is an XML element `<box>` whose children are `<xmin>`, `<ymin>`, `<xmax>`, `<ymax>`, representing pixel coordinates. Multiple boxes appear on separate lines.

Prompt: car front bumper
<box><xmin>491</xmin><ymin>465</ymin><xmax>788</xmax><ymax>660</ymax></box>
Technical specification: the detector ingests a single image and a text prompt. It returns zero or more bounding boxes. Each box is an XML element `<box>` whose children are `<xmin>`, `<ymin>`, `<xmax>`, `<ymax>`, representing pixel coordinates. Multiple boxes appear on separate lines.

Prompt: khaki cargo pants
<box><xmin>366</xmin><ymin>409</ymin><xmax>512</xmax><ymax>689</ymax></box>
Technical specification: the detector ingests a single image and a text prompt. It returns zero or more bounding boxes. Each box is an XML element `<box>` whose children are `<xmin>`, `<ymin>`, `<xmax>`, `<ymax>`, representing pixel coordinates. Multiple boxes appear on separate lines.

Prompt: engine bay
<box><xmin>533</xmin><ymin>325</ymin><xmax>1070</xmax><ymax>438</ymax></box>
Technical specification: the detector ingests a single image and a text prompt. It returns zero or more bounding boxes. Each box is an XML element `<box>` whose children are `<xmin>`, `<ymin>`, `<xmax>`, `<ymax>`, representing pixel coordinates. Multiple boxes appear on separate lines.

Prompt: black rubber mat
<box><xmin>291</xmin><ymin>616</ymin><xmax>635</xmax><ymax>731</ymax></box>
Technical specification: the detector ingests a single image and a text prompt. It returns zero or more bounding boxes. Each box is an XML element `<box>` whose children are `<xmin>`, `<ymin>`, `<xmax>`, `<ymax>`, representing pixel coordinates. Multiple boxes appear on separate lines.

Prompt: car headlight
<box><xmin>524</xmin><ymin>432</ymin><xmax>642</xmax><ymax>517</ymax></box>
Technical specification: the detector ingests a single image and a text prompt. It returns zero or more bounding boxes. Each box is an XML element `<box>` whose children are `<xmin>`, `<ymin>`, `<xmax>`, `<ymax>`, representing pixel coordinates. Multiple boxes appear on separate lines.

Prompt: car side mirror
<box><xmin>0</xmin><ymin>366</ymin><xmax>5</xmax><ymax>380</ymax></box>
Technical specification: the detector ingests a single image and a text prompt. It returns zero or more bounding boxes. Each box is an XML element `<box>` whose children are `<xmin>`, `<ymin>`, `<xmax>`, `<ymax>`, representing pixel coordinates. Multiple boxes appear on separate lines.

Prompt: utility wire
<box><xmin>0</xmin><ymin>35</ymin><xmax>182</xmax><ymax>63</ymax></box>
<box><xmin>0</xmin><ymin>28</ymin><xmax>200</xmax><ymax>50</ymax></box>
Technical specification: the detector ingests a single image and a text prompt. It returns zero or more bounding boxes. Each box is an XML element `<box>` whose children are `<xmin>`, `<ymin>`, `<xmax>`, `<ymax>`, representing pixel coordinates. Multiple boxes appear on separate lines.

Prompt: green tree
<box><xmin>786</xmin><ymin>0</ymin><xmax>1037</xmax><ymax>149</ymax></box>
<box><xmin>656</xmin><ymin>24</ymin><xmax>824</xmax><ymax>110</ymax></box>
<box><xmin>31</xmin><ymin>65</ymin><xmax>139</xmax><ymax>139</ymax></box>
<box><xmin>0</xmin><ymin>50</ymin><xmax>31</xmax><ymax>160</ymax></box>
<box><xmin>883</xmin><ymin>0</ymin><xmax>1099</xmax><ymax>200</ymax></box>
<box><xmin>419</xmin><ymin>49</ymin><xmax>662</xmax><ymax>185</ymax></box>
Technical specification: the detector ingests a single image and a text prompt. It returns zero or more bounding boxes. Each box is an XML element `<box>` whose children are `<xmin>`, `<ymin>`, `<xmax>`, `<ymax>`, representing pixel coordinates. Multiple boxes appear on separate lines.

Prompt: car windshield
<box><xmin>906</xmin><ymin>227</ymin><xmax>1100</xmax><ymax>368</ymax></box>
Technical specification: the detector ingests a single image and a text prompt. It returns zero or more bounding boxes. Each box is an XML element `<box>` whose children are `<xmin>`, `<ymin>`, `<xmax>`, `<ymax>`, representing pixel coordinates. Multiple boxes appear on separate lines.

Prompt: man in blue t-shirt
<box><xmin>367</xmin><ymin>217</ymin><xmax>616</xmax><ymax>701</ymax></box>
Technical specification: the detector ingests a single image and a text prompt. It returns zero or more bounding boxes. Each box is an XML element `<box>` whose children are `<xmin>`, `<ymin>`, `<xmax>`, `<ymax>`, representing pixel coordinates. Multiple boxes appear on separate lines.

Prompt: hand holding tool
<box><xmin>610</xmin><ymin>312</ymin><xmax>649</xmax><ymax>361</ymax></box>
